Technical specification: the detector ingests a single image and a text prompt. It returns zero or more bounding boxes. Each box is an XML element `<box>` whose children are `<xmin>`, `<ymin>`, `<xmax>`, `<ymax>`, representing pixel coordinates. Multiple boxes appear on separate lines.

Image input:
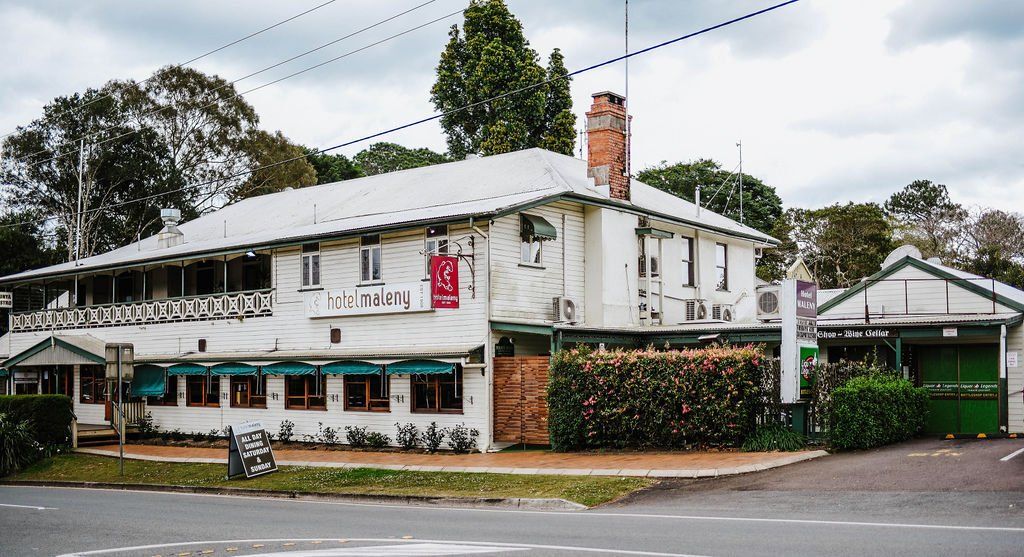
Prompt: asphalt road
<box><xmin>2</xmin><ymin>437</ymin><xmax>1023</xmax><ymax>557</ymax></box>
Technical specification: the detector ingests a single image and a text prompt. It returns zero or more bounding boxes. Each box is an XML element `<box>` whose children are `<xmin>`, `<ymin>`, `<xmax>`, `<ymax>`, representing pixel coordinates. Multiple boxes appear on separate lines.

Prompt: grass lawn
<box><xmin>10</xmin><ymin>454</ymin><xmax>650</xmax><ymax>507</ymax></box>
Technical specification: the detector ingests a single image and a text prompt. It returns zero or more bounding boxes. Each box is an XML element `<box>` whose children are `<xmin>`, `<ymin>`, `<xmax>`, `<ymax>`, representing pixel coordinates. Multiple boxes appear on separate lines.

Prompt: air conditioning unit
<box><xmin>684</xmin><ymin>299</ymin><xmax>710</xmax><ymax>321</ymax></box>
<box><xmin>553</xmin><ymin>296</ymin><xmax>578</xmax><ymax>323</ymax></box>
<box><xmin>712</xmin><ymin>304</ymin><xmax>734</xmax><ymax>321</ymax></box>
<box><xmin>756</xmin><ymin>285</ymin><xmax>781</xmax><ymax>320</ymax></box>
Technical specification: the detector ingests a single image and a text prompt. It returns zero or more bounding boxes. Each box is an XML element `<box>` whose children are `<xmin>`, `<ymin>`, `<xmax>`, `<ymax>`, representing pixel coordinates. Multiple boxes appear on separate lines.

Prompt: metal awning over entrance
<box><xmin>1</xmin><ymin>335</ymin><xmax>107</xmax><ymax>368</ymax></box>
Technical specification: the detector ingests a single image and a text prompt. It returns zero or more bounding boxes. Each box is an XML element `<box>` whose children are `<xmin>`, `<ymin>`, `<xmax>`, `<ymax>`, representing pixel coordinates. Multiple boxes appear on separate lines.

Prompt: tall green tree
<box><xmin>353</xmin><ymin>142</ymin><xmax>450</xmax><ymax>176</ymax></box>
<box><xmin>305</xmin><ymin>149</ymin><xmax>363</xmax><ymax>184</ymax></box>
<box><xmin>787</xmin><ymin>203</ymin><xmax>896</xmax><ymax>289</ymax></box>
<box><xmin>884</xmin><ymin>179</ymin><xmax>967</xmax><ymax>259</ymax></box>
<box><xmin>636</xmin><ymin>159</ymin><xmax>783</xmax><ymax>236</ymax></box>
<box><xmin>0</xmin><ymin>210</ymin><xmax>60</xmax><ymax>277</ymax></box>
<box><xmin>233</xmin><ymin>131</ymin><xmax>317</xmax><ymax>201</ymax></box>
<box><xmin>431</xmin><ymin>0</ymin><xmax>574</xmax><ymax>158</ymax></box>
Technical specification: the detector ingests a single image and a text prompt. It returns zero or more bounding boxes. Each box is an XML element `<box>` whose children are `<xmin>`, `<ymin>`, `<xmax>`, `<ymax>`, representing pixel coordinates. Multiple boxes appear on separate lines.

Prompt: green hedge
<box><xmin>547</xmin><ymin>345</ymin><xmax>771</xmax><ymax>451</ymax></box>
<box><xmin>828</xmin><ymin>375</ymin><xmax>929</xmax><ymax>450</ymax></box>
<box><xmin>0</xmin><ymin>395</ymin><xmax>75</xmax><ymax>446</ymax></box>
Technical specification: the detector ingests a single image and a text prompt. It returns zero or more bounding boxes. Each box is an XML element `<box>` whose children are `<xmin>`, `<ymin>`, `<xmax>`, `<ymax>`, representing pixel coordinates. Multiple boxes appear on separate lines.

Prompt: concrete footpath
<box><xmin>77</xmin><ymin>443</ymin><xmax>828</xmax><ymax>478</ymax></box>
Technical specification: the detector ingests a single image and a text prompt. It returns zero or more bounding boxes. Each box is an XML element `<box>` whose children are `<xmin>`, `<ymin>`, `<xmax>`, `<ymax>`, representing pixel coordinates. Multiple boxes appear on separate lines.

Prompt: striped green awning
<box><xmin>521</xmin><ymin>214</ymin><xmax>557</xmax><ymax>241</ymax></box>
<box><xmin>322</xmin><ymin>360</ymin><xmax>381</xmax><ymax>375</ymax></box>
<box><xmin>167</xmin><ymin>363</ymin><xmax>208</xmax><ymax>376</ymax></box>
<box><xmin>211</xmin><ymin>362</ymin><xmax>257</xmax><ymax>376</ymax></box>
<box><xmin>386</xmin><ymin>359</ymin><xmax>455</xmax><ymax>375</ymax></box>
<box><xmin>131</xmin><ymin>365</ymin><xmax>166</xmax><ymax>397</ymax></box>
<box><xmin>262</xmin><ymin>361</ymin><xmax>316</xmax><ymax>375</ymax></box>
<box><xmin>0</xmin><ymin>367</ymin><xmax>8</xmax><ymax>378</ymax></box>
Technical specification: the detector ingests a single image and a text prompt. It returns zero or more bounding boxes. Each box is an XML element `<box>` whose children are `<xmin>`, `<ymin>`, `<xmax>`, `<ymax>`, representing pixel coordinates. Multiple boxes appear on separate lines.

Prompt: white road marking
<box><xmin>11</xmin><ymin>484</ymin><xmax>1024</xmax><ymax>534</ymax></box>
<box><xmin>55</xmin><ymin>538</ymin><xmax>707</xmax><ymax>557</ymax></box>
<box><xmin>246</xmin><ymin>542</ymin><xmax>525</xmax><ymax>556</ymax></box>
<box><xmin>0</xmin><ymin>502</ymin><xmax>56</xmax><ymax>510</ymax></box>
<box><xmin>1000</xmin><ymin>447</ymin><xmax>1024</xmax><ymax>462</ymax></box>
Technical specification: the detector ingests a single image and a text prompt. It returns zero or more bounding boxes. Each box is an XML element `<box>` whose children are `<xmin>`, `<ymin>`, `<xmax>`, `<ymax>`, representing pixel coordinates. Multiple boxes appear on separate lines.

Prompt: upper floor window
<box><xmin>715</xmin><ymin>243</ymin><xmax>729</xmax><ymax>291</ymax></box>
<box><xmin>302</xmin><ymin>243</ymin><xmax>320</xmax><ymax>288</ymax></box>
<box><xmin>360</xmin><ymin>234</ymin><xmax>382</xmax><ymax>283</ymax></box>
<box><xmin>681</xmin><ymin>237</ymin><xmax>694</xmax><ymax>286</ymax></box>
<box><xmin>424</xmin><ymin>225</ymin><xmax>449</xmax><ymax>277</ymax></box>
<box><xmin>519</xmin><ymin>214</ymin><xmax>555</xmax><ymax>266</ymax></box>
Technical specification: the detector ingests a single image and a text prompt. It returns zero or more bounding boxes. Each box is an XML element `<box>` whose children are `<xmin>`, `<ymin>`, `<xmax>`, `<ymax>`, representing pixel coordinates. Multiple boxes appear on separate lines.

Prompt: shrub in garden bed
<box><xmin>0</xmin><ymin>395</ymin><xmax>74</xmax><ymax>446</ymax></box>
<box><xmin>548</xmin><ymin>345</ymin><xmax>773</xmax><ymax>451</ymax></box>
<box><xmin>828</xmin><ymin>374</ymin><xmax>929</xmax><ymax>450</ymax></box>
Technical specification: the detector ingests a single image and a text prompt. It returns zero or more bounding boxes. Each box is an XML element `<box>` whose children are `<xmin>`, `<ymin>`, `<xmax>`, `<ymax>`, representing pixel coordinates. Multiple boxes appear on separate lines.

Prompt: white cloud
<box><xmin>1</xmin><ymin>0</ymin><xmax>1022</xmax><ymax>211</ymax></box>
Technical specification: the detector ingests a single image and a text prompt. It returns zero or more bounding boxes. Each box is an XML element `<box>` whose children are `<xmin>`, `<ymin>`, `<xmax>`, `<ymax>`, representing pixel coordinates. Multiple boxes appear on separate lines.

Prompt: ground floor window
<box><xmin>40</xmin><ymin>368</ymin><xmax>73</xmax><ymax>395</ymax></box>
<box><xmin>147</xmin><ymin>375</ymin><xmax>178</xmax><ymax>406</ymax></box>
<box><xmin>186</xmin><ymin>375</ymin><xmax>220</xmax><ymax>407</ymax></box>
<box><xmin>231</xmin><ymin>375</ymin><xmax>267</xmax><ymax>408</ymax></box>
<box><xmin>412</xmin><ymin>369</ymin><xmax>462</xmax><ymax>413</ymax></box>
<box><xmin>79</xmin><ymin>366</ymin><xmax>106</xmax><ymax>404</ymax></box>
<box><xmin>285</xmin><ymin>374</ymin><xmax>326</xmax><ymax>410</ymax></box>
<box><xmin>344</xmin><ymin>374</ymin><xmax>390</xmax><ymax>411</ymax></box>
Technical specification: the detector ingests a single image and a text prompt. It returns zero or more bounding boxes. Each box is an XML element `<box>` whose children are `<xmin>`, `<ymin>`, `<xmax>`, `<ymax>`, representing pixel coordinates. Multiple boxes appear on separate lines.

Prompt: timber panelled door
<box><xmin>493</xmin><ymin>356</ymin><xmax>550</xmax><ymax>445</ymax></box>
<box><xmin>919</xmin><ymin>344</ymin><xmax>1000</xmax><ymax>435</ymax></box>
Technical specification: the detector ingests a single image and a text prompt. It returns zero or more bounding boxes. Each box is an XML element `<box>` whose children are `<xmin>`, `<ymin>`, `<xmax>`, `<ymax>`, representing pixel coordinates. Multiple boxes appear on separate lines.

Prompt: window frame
<box><xmin>185</xmin><ymin>375</ymin><xmax>220</xmax><ymax>408</ymax></box>
<box><xmin>424</xmin><ymin>225</ymin><xmax>450</xmax><ymax>278</ymax></box>
<box><xmin>681</xmin><ymin>237</ymin><xmax>695</xmax><ymax>287</ymax></box>
<box><xmin>285</xmin><ymin>374</ymin><xmax>328</xmax><ymax>411</ymax></box>
<box><xmin>715</xmin><ymin>242</ymin><xmax>729</xmax><ymax>291</ymax></box>
<box><xmin>230</xmin><ymin>374</ymin><xmax>267</xmax><ymax>409</ymax></box>
<box><xmin>343</xmin><ymin>374</ymin><xmax>391</xmax><ymax>412</ymax></box>
<box><xmin>301</xmin><ymin>242</ymin><xmax>321</xmax><ymax>288</ymax></box>
<box><xmin>79</xmin><ymin>366</ymin><xmax>106</xmax><ymax>404</ymax></box>
<box><xmin>41</xmin><ymin>368</ymin><xmax>73</xmax><ymax>396</ymax></box>
<box><xmin>411</xmin><ymin>369</ymin><xmax>463</xmax><ymax>414</ymax></box>
<box><xmin>147</xmin><ymin>375</ymin><xmax>178</xmax><ymax>406</ymax></box>
<box><xmin>519</xmin><ymin>216</ymin><xmax>543</xmax><ymax>267</ymax></box>
<box><xmin>359</xmin><ymin>234</ymin><xmax>383</xmax><ymax>283</ymax></box>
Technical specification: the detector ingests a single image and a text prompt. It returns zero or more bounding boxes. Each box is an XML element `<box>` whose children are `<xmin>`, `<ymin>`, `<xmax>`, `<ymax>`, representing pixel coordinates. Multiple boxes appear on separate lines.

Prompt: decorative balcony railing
<box><xmin>11</xmin><ymin>289</ymin><xmax>274</xmax><ymax>332</ymax></box>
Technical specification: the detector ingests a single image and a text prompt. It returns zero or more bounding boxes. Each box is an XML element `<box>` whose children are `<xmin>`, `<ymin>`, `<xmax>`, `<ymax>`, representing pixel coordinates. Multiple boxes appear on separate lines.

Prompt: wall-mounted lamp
<box><xmin>245</xmin><ymin>251</ymin><xmax>257</xmax><ymax>258</ymax></box>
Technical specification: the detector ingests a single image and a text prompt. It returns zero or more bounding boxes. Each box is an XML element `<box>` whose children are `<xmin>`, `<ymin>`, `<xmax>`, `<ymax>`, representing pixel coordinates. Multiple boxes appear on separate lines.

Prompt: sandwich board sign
<box><xmin>227</xmin><ymin>420</ymin><xmax>277</xmax><ymax>479</ymax></box>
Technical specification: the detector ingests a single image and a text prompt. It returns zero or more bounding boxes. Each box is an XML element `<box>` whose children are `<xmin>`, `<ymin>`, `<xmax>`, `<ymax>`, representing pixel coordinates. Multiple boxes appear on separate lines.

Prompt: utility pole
<box><xmin>75</xmin><ymin>140</ymin><xmax>84</xmax><ymax>267</ymax></box>
<box><xmin>624</xmin><ymin>0</ymin><xmax>630</xmax><ymax>189</ymax></box>
<box><xmin>737</xmin><ymin>140</ymin><xmax>744</xmax><ymax>224</ymax></box>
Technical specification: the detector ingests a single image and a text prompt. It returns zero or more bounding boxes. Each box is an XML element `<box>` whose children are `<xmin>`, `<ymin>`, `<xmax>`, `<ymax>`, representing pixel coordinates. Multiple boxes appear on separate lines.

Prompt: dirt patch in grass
<box><xmin>11</xmin><ymin>454</ymin><xmax>650</xmax><ymax>507</ymax></box>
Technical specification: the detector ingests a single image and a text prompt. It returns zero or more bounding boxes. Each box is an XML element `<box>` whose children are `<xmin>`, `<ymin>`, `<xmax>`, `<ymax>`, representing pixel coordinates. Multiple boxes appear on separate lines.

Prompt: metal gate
<box><xmin>920</xmin><ymin>344</ymin><xmax>1000</xmax><ymax>435</ymax></box>
<box><xmin>492</xmin><ymin>356</ymin><xmax>550</xmax><ymax>445</ymax></box>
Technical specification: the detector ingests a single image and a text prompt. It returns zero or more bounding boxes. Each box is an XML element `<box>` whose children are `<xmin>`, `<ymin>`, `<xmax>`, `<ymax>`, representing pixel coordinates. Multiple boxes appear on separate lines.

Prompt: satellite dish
<box><xmin>882</xmin><ymin>245</ymin><xmax>922</xmax><ymax>269</ymax></box>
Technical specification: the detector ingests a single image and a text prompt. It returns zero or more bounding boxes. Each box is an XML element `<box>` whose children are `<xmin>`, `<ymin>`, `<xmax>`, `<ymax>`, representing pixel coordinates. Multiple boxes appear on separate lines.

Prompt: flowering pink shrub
<box><xmin>547</xmin><ymin>345</ymin><xmax>770</xmax><ymax>451</ymax></box>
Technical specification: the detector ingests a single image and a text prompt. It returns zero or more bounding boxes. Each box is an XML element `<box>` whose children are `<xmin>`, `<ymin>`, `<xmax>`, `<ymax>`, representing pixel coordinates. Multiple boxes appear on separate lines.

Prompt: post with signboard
<box><xmin>105</xmin><ymin>343</ymin><xmax>134</xmax><ymax>476</ymax></box>
<box><xmin>228</xmin><ymin>421</ymin><xmax>278</xmax><ymax>480</ymax></box>
<box><xmin>780</xmin><ymin>279</ymin><xmax>818</xmax><ymax>433</ymax></box>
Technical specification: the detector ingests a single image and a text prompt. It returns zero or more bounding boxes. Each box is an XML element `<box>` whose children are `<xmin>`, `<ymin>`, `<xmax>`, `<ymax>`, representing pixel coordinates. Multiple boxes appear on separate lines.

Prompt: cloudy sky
<box><xmin>1</xmin><ymin>0</ymin><xmax>1022</xmax><ymax>210</ymax></box>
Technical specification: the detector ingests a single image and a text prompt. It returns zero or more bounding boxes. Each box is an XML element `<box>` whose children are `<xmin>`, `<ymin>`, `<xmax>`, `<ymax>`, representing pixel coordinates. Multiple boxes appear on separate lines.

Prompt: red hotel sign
<box><xmin>430</xmin><ymin>255</ymin><xmax>459</xmax><ymax>309</ymax></box>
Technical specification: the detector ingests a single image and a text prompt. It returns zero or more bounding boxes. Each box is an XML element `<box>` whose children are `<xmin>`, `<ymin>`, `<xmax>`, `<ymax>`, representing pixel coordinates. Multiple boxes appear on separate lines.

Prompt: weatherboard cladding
<box><xmin>0</xmin><ymin>148</ymin><xmax>775</xmax><ymax>284</ymax></box>
<box><xmin>1008</xmin><ymin>326</ymin><xmax>1024</xmax><ymax>432</ymax></box>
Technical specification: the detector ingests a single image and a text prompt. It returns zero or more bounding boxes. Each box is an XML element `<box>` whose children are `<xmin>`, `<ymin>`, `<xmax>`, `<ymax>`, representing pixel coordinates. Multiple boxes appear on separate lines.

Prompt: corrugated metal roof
<box><xmin>1</xmin><ymin>148</ymin><xmax>776</xmax><ymax>283</ymax></box>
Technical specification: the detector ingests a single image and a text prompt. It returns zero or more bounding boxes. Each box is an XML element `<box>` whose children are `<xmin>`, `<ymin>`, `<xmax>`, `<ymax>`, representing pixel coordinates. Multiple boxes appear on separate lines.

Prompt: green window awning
<box><xmin>262</xmin><ymin>361</ymin><xmax>316</xmax><ymax>375</ymax></box>
<box><xmin>635</xmin><ymin>227</ymin><xmax>674</xmax><ymax>239</ymax></box>
<box><xmin>211</xmin><ymin>362</ymin><xmax>257</xmax><ymax>376</ymax></box>
<box><xmin>386</xmin><ymin>359</ymin><xmax>455</xmax><ymax>375</ymax></box>
<box><xmin>520</xmin><ymin>214</ymin><xmax>556</xmax><ymax>241</ymax></box>
<box><xmin>167</xmin><ymin>363</ymin><xmax>208</xmax><ymax>376</ymax></box>
<box><xmin>0</xmin><ymin>368</ymin><xmax>8</xmax><ymax>378</ymax></box>
<box><xmin>322</xmin><ymin>360</ymin><xmax>382</xmax><ymax>375</ymax></box>
<box><xmin>131</xmin><ymin>365</ymin><xmax>166</xmax><ymax>397</ymax></box>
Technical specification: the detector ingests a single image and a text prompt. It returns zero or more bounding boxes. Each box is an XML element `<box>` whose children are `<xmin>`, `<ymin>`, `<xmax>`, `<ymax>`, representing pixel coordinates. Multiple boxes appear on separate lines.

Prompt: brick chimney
<box><xmin>586</xmin><ymin>91</ymin><xmax>630</xmax><ymax>200</ymax></box>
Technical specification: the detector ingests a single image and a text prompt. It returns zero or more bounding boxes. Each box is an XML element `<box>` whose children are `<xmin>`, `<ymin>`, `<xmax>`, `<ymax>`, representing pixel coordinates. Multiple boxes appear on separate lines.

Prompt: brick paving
<box><xmin>77</xmin><ymin>443</ymin><xmax>828</xmax><ymax>478</ymax></box>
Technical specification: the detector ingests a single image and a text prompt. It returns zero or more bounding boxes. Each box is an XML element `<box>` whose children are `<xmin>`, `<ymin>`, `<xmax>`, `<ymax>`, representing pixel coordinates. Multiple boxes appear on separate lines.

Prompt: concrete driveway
<box><xmin>609</xmin><ymin>437</ymin><xmax>1024</xmax><ymax>527</ymax></box>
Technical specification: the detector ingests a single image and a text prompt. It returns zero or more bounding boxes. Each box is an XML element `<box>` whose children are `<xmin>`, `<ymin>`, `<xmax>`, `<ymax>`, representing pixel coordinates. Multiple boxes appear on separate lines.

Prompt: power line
<box><xmin>9</xmin><ymin>0</ymin><xmax>446</xmax><ymax>168</ymax></box>
<box><xmin>0</xmin><ymin>0</ymin><xmax>343</xmax><ymax>142</ymax></box>
<box><xmin>1</xmin><ymin>0</ymin><xmax>801</xmax><ymax>232</ymax></box>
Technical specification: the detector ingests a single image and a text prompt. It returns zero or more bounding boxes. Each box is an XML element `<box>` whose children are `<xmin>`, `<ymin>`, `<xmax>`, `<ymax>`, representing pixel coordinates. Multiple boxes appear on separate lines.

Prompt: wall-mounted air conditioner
<box><xmin>553</xmin><ymin>296</ymin><xmax>578</xmax><ymax>323</ymax></box>
<box><xmin>684</xmin><ymin>299</ymin><xmax>710</xmax><ymax>321</ymax></box>
<box><xmin>712</xmin><ymin>303</ymin><xmax>734</xmax><ymax>322</ymax></box>
<box><xmin>756</xmin><ymin>285</ymin><xmax>781</xmax><ymax>320</ymax></box>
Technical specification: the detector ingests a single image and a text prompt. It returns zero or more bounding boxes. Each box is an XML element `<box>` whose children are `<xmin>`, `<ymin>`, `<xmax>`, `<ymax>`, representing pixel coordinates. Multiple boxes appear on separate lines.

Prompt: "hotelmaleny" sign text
<box><xmin>304</xmin><ymin>281</ymin><xmax>430</xmax><ymax>318</ymax></box>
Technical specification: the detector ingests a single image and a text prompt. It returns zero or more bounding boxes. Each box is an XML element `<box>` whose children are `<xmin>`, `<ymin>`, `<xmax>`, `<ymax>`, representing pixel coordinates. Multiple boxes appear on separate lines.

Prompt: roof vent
<box><xmin>157</xmin><ymin>208</ymin><xmax>184</xmax><ymax>248</ymax></box>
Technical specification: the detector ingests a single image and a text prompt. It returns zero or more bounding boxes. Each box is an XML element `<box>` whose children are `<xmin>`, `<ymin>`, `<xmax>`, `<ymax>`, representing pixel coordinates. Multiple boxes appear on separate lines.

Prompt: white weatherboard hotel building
<box><xmin>4</xmin><ymin>91</ymin><xmax>1021</xmax><ymax>448</ymax></box>
<box><xmin>0</xmin><ymin>92</ymin><xmax>777</xmax><ymax>448</ymax></box>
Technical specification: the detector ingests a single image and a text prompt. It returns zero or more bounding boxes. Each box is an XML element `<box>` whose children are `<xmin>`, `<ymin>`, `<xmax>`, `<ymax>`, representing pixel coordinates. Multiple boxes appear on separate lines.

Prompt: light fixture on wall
<box><xmin>245</xmin><ymin>251</ymin><xmax>256</xmax><ymax>258</ymax></box>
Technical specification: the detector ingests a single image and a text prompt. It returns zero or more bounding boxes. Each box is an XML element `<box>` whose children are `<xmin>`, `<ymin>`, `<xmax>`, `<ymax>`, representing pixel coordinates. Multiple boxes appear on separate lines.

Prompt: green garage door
<box><xmin>920</xmin><ymin>344</ymin><xmax>1000</xmax><ymax>435</ymax></box>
